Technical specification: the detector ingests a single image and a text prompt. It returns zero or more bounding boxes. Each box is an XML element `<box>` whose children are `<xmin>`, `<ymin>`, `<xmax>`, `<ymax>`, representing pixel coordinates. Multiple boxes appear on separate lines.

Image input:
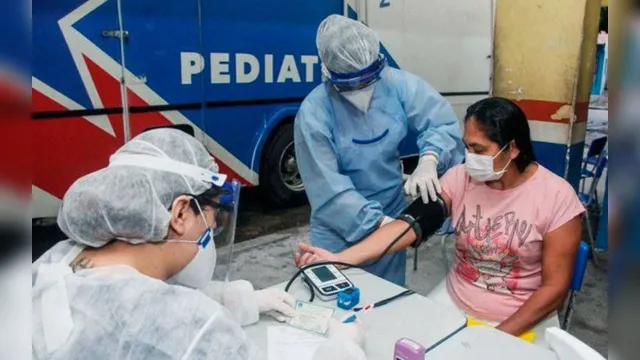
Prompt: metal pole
<box><xmin>116</xmin><ymin>0</ymin><xmax>131</xmax><ymax>143</ymax></box>
<box><xmin>562</xmin><ymin>291</ymin><xmax>577</xmax><ymax>330</ymax></box>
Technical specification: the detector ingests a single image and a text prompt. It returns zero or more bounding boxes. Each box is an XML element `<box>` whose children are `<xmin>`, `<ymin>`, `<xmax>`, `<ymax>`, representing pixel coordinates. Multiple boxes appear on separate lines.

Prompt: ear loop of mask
<box><xmin>493</xmin><ymin>142</ymin><xmax>513</xmax><ymax>174</ymax></box>
<box><xmin>492</xmin><ymin>143</ymin><xmax>510</xmax><ymax>159</ymax></box>
<box><xmin>165</xmin><ymin>197</ymin><xmax>212</xmax><ymax>247</ymax></box>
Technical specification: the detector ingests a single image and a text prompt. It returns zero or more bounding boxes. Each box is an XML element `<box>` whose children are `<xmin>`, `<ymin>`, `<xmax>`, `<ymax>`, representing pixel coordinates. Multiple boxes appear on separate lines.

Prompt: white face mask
<box><xmin>465</xmin><ymin>144</ymin><xmax>512</xmax><ymax>182</ymax></box>
<box><xmin>341</xmin><ymin>86</ymin><xmax>375</xmax><ymax>113</ymax></box>
<box><xmin>166</xmin><ymin>200</ymin><xmax>217</xmax><ymax>289</ymax></box>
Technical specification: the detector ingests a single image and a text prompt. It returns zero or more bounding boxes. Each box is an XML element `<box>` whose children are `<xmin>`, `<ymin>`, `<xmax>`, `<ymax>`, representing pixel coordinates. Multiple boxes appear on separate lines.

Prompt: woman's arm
<box><xmin>496</xmin><ymin>216</ymin><xmax>582</xmax><ymax>336</ymax></box>
<box><xmin>294</xmin><ymin>220</ymin><xmax>418</xmax><ymax>268</ymax></box>
<box><xmin>295</xmin><ymin>191</ymin><xmax>453</xmax><ymax>267</ymax></box>
<box><xmin>338</xmin><ymin>220</ymin><xmax>418</xmax><ymax>265</ymax></box>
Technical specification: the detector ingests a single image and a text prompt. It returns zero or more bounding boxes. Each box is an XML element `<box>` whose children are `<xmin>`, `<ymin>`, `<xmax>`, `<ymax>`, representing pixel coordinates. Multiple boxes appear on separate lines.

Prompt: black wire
<box><xmin>287</xmin><ymin>217</ymin><xmax>420</xmax><ymax>302</ymax></box>
<box><xmin>302</xmin><ymin>277</ymin><xmax>316</xmax><ymax>302</ymax></box>
<box><xmin>352</xmin><ymin>289</ymin><xmax>415</xmax><ymax>311</ymax></box>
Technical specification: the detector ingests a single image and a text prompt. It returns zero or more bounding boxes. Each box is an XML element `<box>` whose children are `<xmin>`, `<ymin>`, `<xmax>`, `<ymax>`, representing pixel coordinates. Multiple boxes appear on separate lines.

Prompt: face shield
<box><xmin>209</xmin><ymin>180</ymin><xmax>240</xmax><ymax>283</ymax></box>
<box><xmin>323</xmin><ymin>55</ymin><xmax>387</xmax><ymax>92</ymax></box>
<box><xmin>107</xmin><ymin>153</ymin><xmax>240</xmax><ymax>285</ymax></box>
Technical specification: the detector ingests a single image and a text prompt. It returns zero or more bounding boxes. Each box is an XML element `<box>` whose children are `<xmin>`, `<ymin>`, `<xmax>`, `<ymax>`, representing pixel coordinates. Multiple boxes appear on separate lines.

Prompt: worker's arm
<box><xmin>176</xmin><ymin>291</ymin><xmax>264</xmax><ymax>359</ymax></box>
<box><xmin>497</xmin><ymin>210</ymin><xmax>583</xmax><ymax>336</ymax></box>
<box><xmin>396</xmin><ymin>69</ymin><xmax>465</xmax><ymax>172</ymax></box>
<box><xmin>294</xmin><ymin>101</ymin><xmax>384</xmax><ymax>243</ymax></box>
<box><xmin>201</xmin><ymin>280</ymin><xmax>259</xmax><ymax>326</ymax></box>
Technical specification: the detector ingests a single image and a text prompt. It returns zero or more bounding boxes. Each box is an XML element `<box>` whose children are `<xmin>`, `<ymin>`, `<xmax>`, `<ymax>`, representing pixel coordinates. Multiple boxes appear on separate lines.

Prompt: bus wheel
<box><xmin>260</xmin><ymin>123</ymin><xmax>307</xmax><ymax>207</ymax></box>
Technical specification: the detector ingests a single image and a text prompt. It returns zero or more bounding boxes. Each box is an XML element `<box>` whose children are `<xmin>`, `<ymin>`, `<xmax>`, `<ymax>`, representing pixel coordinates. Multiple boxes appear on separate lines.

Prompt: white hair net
<box><xmin>316</xmin><ymin>14</ymin><xmax>380</xmax><ymax>75</ymax></box>
<box><xmin>57</xmin><ymin>128</ymin><xmax>219</xmax><ymax>248</ymax></box>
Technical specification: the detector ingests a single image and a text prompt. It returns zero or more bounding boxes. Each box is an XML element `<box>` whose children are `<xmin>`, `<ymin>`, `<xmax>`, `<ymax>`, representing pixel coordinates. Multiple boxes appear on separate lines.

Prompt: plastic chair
<box><xmin>580</xmin><ymin>150</ymin><xmax>607</xmax><ymax>215</ymax></box>
<box><xmin>562</xmin><ymin>241</ymin><xmax>590</xmax><ymax>330</ymax></box>
<box><xmin>580</xmin><ymin>137</ymin><xmax>607</xmax><ymax>180</ymax></box>
<box><xmin>579</xmin><ymin>152</ymin><xmax>607</xmax><ymax>264</ymax></box>
<box><xmin>580</xmin><ymin>136</ymin><xmax>607</xmax><ymax>201</ymax></box>
<box><xmin>546</xmin><ymin>327</ymin><xmax>605</xmax><ymax>360</ymax></box>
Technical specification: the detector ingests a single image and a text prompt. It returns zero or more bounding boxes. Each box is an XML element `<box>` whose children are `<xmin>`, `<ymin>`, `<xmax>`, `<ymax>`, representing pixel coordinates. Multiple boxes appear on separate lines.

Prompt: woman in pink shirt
<box><xmin>295</xmin><ymin>97</ymin><xmax>585</xmax><ymax>342</ymax></box>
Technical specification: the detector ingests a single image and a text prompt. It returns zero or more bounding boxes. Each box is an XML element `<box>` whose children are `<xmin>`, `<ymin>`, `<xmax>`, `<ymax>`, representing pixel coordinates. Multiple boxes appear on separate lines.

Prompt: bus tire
<box><xmin>260</xmin><ymin>123</ymin><xmax>307</xmax><ymax>207</ymax></box>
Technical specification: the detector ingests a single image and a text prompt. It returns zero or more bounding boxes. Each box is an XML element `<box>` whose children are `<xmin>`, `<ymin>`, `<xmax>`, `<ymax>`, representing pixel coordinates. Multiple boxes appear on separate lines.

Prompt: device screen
<box><xmin>312</xmin><ymin>266</ymin><xmax>337</xmax><ymax>282</ymax></box>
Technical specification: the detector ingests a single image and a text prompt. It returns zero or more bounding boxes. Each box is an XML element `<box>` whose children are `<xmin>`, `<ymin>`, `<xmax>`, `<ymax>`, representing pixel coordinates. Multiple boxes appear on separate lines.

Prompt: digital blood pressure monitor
<box><xmin>301</xmin><ymin>264</ymin><xmax>354</xmax><ymax>301</ymax></box>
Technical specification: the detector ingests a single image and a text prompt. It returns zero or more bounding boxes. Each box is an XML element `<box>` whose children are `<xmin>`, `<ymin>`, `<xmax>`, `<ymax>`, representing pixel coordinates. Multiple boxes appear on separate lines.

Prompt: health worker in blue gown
<box><xmin>294</xmin><ymin>15</ymin><xmax>464</xmax><ymax>286</ymax></box>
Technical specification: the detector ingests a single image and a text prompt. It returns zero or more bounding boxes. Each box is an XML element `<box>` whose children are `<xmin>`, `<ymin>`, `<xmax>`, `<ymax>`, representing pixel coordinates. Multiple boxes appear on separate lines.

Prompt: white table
<box><xmin>244</xmin><ymin>269</ymin><xmax>467</xmax><ymax>360</ymax></box>
<box><xmin>425</xmin><ymin>326</ymin><xmax>558</xmax><ymax>359</ymax></box>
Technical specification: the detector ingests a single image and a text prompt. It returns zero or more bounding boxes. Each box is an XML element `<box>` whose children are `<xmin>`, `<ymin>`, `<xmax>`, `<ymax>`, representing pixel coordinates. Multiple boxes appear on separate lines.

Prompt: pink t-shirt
<box><xmin>440</xmin><ymin>164</ymin><xmax>585</xmax><ymax>322</ymax></box>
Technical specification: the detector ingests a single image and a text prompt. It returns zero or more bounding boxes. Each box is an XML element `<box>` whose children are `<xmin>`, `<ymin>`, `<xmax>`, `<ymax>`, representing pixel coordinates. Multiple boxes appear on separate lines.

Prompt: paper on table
<box><xmin>267</xmin><ymin>326</ymin><xmax>327</xmax><ymax>360</ymax></box>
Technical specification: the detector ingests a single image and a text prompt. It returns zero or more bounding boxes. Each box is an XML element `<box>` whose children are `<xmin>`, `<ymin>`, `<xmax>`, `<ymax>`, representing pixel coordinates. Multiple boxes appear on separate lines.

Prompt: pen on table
<box><xmin>342</xmin><ymin>303</ymin><xmax>374</xmax><ymax>323</ymax></box>
<box><xmin>342</xmin><ymin>313</ymin><xmax>358</xmax><ymax>323</ymax></box>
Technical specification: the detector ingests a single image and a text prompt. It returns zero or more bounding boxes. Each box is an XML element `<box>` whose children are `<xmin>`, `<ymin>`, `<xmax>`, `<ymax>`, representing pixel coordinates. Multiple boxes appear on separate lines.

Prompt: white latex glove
<box><xmin>403</xmin><ymin>154</ymin><xmax>441</xmax><ymax>203</ymax></box>
<box><xmin>253</xmin><ymin>288</ymin><xmax>296</xmax><ymax>322</ymax></box>
<box><xmin>327</xmin><ymin>319</ymin><xmax>365</xmax><ymax>349</ymax></box>
<box><xmin>379</xmin><ymin>215</ymin><xmax>395</xmax><ymax>228</ymax></box>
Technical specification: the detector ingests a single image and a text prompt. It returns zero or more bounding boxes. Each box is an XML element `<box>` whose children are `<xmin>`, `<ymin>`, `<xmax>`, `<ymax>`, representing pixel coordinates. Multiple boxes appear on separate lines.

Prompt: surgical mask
<box><xmin>166</xmin><ymin>199</ymin><xmax>217</xmax><ymax>289</ymax></box>
<box><xmin>341</xmin><ymin>86</ymin><xmax>375</xmax><ymax>113</ymax></box>
<box><xmin>465</xmin><ymin>144</ymin><xmax>512</xmax><ymax>182</ymax></box>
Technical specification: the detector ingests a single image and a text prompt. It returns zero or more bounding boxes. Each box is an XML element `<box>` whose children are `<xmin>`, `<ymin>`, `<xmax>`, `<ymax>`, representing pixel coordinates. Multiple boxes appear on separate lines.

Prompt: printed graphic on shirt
<box><xmin>454</xmin><ymin>204</ymin><xmax>533</xmax><ymax>294</ymax></box>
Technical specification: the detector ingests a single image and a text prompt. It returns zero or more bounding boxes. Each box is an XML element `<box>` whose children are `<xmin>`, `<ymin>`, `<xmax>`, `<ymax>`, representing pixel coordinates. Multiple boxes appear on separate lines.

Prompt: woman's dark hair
<box><xmin>464</xmin><ymin>97</ymin><xmax>537</xmax><ymax>173</ymax></box>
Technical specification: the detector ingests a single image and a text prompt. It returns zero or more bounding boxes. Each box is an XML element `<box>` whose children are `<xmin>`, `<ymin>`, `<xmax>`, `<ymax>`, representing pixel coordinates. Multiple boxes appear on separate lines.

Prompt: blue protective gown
<box><xmin>294</xmin><ymin>67</ymin><xmax>464</xmax><ymax>286</ymax></box>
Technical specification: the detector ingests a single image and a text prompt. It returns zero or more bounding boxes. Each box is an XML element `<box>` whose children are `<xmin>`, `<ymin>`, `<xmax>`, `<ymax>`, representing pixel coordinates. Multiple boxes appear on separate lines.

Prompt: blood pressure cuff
<box><xmin>397</xmin><ymin>195</ymin><xmax>448</xmax><ymax>248</ymax></box>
